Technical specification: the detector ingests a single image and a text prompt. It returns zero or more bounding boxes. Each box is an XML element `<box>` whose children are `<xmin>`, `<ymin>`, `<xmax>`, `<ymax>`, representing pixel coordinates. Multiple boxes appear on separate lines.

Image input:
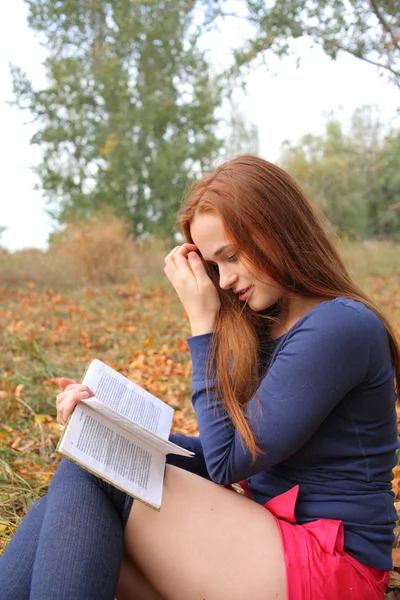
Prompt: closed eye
<box><xmin>208</xmin><ymin>253</ymin><xmax>237</xmax><ymax>272</ymax></box>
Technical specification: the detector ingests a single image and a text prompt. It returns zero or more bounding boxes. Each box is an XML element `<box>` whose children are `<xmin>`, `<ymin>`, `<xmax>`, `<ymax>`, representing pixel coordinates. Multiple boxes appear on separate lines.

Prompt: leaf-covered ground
<box><xmin>0</xmin><ymin>281</ymin><xmax>197</xmax><ymax>548</ymax></box>
<box><xmin>1</xmin><ymin>274</ymin><xmax>400</xmax><ymax>591</ymax></box>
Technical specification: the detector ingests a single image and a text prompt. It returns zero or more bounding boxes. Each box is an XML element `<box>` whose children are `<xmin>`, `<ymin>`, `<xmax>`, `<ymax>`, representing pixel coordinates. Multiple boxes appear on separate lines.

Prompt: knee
<box><xmin>49</xmin><ymin>458</ymin><xmax>130</xmax><ymax>518</ymax></box>
<box><xmin>49</xmin><ymin>458</ymin><xmax>95</xmax><ymax>490</ymax></box>
<box><xmin>48</xmin><ymin>458</ymin><xmax>115</xmax><ymax>501</ymax></box>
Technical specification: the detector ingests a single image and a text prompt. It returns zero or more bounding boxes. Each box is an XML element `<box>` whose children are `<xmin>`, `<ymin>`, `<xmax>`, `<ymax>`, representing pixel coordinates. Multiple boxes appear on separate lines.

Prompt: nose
<box><xmin>219</xmin><ymin>270</ymin><xmax>237</xmax><ymax>290</ymax></box>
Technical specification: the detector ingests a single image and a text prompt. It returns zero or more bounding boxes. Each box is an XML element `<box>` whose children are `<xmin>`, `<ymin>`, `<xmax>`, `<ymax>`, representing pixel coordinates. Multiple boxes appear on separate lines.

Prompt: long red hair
<box><xmin>179</xmin><ymin>155</ymin><xmax>400</xmax><ymax>461</ymax></box>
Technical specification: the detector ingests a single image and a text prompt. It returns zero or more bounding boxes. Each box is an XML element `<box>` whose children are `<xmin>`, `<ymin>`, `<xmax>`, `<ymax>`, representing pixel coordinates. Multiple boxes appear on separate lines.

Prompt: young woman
<box><xmin>1</xmin><ymin>155</ymin><xmax>399</xmax><ymax>600</ymax></box>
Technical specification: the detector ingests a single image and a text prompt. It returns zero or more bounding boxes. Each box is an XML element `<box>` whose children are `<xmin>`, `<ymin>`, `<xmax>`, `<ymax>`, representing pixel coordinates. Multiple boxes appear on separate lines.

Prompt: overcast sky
<box><xmin>1</xmin><ymin>1</ymin><xmax>399</xmax><ymax>251</ymax></box>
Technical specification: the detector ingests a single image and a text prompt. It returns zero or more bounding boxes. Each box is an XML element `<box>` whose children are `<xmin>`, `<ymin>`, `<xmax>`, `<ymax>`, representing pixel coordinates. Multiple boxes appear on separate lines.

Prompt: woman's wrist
<box><xmin>189</xmin><ymin>315</ymin><xmax>216</xmax><ymax>337</ymax></box>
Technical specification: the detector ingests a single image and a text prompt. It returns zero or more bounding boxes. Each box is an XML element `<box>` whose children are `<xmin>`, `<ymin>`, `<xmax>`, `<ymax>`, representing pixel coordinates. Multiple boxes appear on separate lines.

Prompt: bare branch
<box><xmin>335</xmin><ymin>43</ymin><xmax>400</xmax><ymax>88</ymax></box>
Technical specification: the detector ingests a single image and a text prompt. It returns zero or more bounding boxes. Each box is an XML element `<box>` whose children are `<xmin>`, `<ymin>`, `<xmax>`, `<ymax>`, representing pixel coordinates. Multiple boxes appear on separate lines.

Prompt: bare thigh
<box><xmin>123</xmin><ymin>465</ymin><xmax>287</xmax><ymax>600</ymax></box>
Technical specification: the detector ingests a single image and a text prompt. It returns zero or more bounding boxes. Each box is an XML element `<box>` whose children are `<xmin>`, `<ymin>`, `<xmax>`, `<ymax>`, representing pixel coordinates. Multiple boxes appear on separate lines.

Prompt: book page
<box><xmin>82</xmin><ymin>398</ymin><xmax>194</xmax><ymax>458</ymax></box>
<box><xmin>82</xmin><ymin>359</ymin><xmax>173</xmax><ymax>439</ymax></box>
<box><xmin>59</xmin><ymin>403</ymin><xmax>166</xmax><ymax>510</ymax></box>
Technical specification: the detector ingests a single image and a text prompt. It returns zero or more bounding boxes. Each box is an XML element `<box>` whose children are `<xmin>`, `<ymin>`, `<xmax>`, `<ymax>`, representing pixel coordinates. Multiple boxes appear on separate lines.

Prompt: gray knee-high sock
<box><xmin>29</xmin><ymin>459</ymin><xmax>129</xmax><ymax>600</ymax></box>
<box><xmin>0</xmin><ymin>495</ymin><xmax>47</xmax><ymax>600</ymax></box>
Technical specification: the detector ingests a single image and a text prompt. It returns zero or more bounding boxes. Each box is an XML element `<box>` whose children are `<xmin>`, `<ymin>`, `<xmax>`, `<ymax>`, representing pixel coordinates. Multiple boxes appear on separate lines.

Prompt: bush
<box><xmin>50</xmin><ymin>216</ymin><xmax>135</xmax><ymax>284</ymax></box>
<box><xmin>0</xmin><ymin>216</ymin><xmax>169</xmax><ymax>287</ymax></box>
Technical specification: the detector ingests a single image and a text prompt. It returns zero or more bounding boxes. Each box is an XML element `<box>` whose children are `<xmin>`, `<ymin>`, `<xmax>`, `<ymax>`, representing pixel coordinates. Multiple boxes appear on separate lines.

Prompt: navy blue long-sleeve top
<box><xmin>168</xmin><ymin>297</ymin><xmax>398</xmax><ymax>570</ymax></box>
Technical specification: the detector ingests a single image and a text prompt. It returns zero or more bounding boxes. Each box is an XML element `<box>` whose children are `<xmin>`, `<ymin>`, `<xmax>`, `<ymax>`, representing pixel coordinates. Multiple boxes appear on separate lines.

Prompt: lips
<box><xmin>234</xmin><ymin>286</ymin><xmax>251</xmax><ymax>295</ymax></box>
<box><xmin>236</xmin><ymin>286</ymin><xmax>253</xmax><ymax>301</ymax></box>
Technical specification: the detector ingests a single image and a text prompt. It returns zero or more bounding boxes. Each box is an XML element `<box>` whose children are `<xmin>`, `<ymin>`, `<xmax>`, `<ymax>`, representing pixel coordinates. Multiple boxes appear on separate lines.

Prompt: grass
<box><xmin>0</xmin><ymin>276</ymin><xmax>196</xmax><ymax>552</ymax></box>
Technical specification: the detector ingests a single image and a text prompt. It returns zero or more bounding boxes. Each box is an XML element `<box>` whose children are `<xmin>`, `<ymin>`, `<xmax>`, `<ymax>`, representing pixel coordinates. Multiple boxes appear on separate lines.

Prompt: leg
<box><xmin>116</xmin><ymin>554</ymin><xmax>165</xmax><ymax>600</ymax></box>
<box><xmin>124</xmin><ymin>465</ymin><xmax>287</xmax><ymax>600</ymax></box>
<box><xmin>29</xmin><ymin>459</ymin><xmax>128</xmax><ymax>600</ymax></box>
<box><xmin>0</xmin><ymin>446</ymin><xmax>210</xmax><ymax>600</ymax></box>
<box><xmin>0</xmin><ymin>496</ymin><xmax>46</xmax><ymax>600</ymax></box>
<box><xmin>0</xmin><ymin>461</ymin><xmax>162</xmax><ymax>600</ymax></box>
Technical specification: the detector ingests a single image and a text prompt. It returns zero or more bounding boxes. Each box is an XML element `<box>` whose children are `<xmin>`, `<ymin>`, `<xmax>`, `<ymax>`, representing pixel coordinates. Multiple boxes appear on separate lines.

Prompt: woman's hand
<box><xmin>56</xmin><ymin>378</ymin><xmax>94</xmax><ymax>425</ymax></box>
<box><xmin>164</xmin><ymin>243</ymin><xmax>220</xmax><ymax>335</ymax></box>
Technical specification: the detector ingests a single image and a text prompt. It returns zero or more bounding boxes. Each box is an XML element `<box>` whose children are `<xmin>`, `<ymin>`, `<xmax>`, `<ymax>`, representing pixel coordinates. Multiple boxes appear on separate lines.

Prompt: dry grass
<box><xmin>0</xmin><ymin>216</ymin><xmax>169</xmax><ymax>287</ymax></box>
<box><xmin>339</xmin><ymin>240</ymin><xmax>400</xmax><ymax>281</ymax></box>
<box><xmin>1</xmin><ymin>219</ymin><xmax>399</xmax><ymax>291</ymax></box>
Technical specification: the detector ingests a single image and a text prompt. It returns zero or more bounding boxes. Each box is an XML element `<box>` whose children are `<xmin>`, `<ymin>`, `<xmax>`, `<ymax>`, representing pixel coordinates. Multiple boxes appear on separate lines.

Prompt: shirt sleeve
<box><xmin>166</xmin><ymin>433</ymin><xmax>210</xmax><ymax>479</ymax></box>
<box><xmin>187</xmin><ymin>301</ymin><xmax>374</xmax><ymax>485</ymax></box>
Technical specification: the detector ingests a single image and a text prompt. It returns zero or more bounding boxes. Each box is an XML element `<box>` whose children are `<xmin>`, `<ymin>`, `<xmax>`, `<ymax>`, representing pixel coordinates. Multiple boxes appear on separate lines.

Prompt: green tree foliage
<box><xmin>220</xmin><ymin>91</ymin><xmax>260</xmax><ymax>156</ymax></box>
<box><xmin>206</xmin><ymin>0</ymin><xmax>400</xmax><ymax>88</ymax></box>
<box><xmin>368</xmin><ymin>128</ymin><xmax>400</xmax><ymax>237</ymax></box>
<box><xmin>11</xmin><ymin>0</ymin><xmax>224</xmax><ymax>237</ymax></box>
<box><xmin>279</xmin><ymin>105</ymin><xmax>400</xmax><ymax>240</ymax></box>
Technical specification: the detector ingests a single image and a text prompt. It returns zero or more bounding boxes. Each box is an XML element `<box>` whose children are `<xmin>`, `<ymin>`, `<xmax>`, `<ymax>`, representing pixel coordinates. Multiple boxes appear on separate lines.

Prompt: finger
<box><xmin>56</xmin><ymin>384</ymin><xmax>92</xmax><ymax>406</ymax></box>
<box><xmin>58</xmin><ymin>377</ymin><xmax>77</xmax><ymax>391</ymax></box>
<box><xmin>172</xmin><ymin>243</ymin><xmax>198</xmax><ymax>259</ymax></box>
<box><xmin>187</xmin><ymin>252</ymin><xmax>213</xmax><ymax>286</ymax></box>
<box><xmin>56</xmin><ymin>390</ymin><xmax>91</xmax><ymax>423</ymax></box>
<box><xmin>62</xmin><ymin>398</ymin><xmax>74</xmax><ymax>425</ymax></box>
<box><xmin>164</xmin><ymin>244</ymin><xmax>197</xmax><ymax>264</ymax></box>
<box><xmin>57</xmin><ymin>398</ymin><xmax>68</xmax><ymax>425</ymax></box>
<box><xmin>57</xmin><ymin>394</ymin><xmax>72</xmax><ymax>423</ymax></box>
<box><xmin>172</xmin><ymin>251</ymin><xmax>198</xmax><ymax>280</ymax></box>
<box><xmin>63</xmin><ymin>383</ymin><xmax>93</xmax><ymax>394</ymax></box>
<box><xmin>59</xmin><ymin>394</ymin><xmax>82</xmax><ymax>424</ymax></box>
<box><xmin>56</xmin><ymin>386</ymin><xmax>91</xmax><ymax>407</ymax></box>
<box><xmin>56</xmin><ymin>391</ymin><xmax>67</xmax><ymax>408</ymax></box>
<box><xmin>164</xmin><ymin>246</ymin><xmax>182</xmax><ymax>263</ymax></box>
<box><xmin>58</xmin><ymin>400</ymin><xmax>69</xmax><ymax>425</ymax></box>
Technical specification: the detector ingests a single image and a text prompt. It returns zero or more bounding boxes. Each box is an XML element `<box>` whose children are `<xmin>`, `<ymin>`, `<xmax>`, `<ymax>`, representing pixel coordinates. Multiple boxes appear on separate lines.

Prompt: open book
<box><xmin>57</xmin><ymin>359</ymin><xmax>194</xmax><ymax>510</ymax></box>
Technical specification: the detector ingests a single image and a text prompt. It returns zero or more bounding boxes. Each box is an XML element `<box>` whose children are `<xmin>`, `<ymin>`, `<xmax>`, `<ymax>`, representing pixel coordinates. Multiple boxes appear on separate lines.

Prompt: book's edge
<box><xmin>56</xmin><ymin>447</ymin><xmax>161</xmax><ymax>512</ymax></box>
<box><xmin>55</xmin><ymin>409</ymin><xmax>76</xmax><ymax>454</ymax></box>
<box><xmin>81</xmin><ymin>358</ymin><xmax>96</xmax><ymax>384</ymax></box>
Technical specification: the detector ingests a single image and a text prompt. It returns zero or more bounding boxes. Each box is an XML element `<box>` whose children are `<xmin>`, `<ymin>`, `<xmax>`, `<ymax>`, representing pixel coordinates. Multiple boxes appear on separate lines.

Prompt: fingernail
<box><xmin>189</xmin><ymin>252</ymin><xmax>198</xmax><ymax>260</ymax></box>
<box><xmin>80</xmin><ymin>391</ymin><xmax>89</xmax><ymax>398</ymax></box>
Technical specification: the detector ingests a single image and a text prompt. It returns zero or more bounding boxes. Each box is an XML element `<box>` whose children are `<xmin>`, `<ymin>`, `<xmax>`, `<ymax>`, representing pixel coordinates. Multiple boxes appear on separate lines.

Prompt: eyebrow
<box><xmin>213</xmin><ymin>244</ymin><xmax>231</xmax><ymax>257</ymax></box>
<box><xmin>202</xmin><ymin>243</ymin><xmax>233</xmax><ymax>263</ymax></box>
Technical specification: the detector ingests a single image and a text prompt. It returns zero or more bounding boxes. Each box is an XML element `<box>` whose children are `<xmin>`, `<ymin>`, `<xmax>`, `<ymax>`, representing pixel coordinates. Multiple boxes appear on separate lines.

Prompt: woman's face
<box><xmin>190</xmin><ymin>212</ymin><xmax>285</xmax><ymax>312</ymax></box>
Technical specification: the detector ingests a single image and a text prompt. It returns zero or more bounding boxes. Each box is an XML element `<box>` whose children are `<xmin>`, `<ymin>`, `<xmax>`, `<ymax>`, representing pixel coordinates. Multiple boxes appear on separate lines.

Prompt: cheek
<box><xmin>240</xmin><ymin>261</ymin><xmax>254</xmax><ymax>277</ymax></box>
<box><xmin>241</xmin><ymin>261</ymin><xmax>277</xmax><ymax>288</ymax></box>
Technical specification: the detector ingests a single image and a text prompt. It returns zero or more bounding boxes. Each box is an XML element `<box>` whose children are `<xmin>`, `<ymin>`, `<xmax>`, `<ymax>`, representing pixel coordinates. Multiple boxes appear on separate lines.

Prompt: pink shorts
<box><xmin>230</xmin><ymin>482</ymin><xmax>390</xmax><ymax>600</ymax></box>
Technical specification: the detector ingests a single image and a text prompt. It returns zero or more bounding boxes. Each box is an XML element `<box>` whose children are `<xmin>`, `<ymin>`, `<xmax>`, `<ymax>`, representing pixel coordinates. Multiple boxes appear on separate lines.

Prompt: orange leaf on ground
<box><xmin>393</xmin><ymin>479</ymin><xmax>400</xmax><ymax>500</ymax></box>
<box><xmin>393</xmin><ymin>526</ymin><xmax>400</xmax><ymax>547</ymax></box>
<box><xmin>393</xmin><ymin>548</ymin><xmax>400</xmax><ymax>568</ymax></box>
<box><xmin>15</xmin><ymin>384</ymin><xmax>24</xmax><ymax>397</ymax></box>
<box><xmin>10</xmin><ymin>437</ymin><xmax>22</xmax><ymax>450</ymax></box>
<box><xmin>390</xmin><ymin>569</ymin><xmax>400</xmax><ymax>588</ymax></box>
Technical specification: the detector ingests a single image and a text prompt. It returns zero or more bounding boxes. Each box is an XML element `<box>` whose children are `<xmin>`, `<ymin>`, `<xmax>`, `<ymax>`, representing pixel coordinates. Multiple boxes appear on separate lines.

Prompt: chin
<box><xmin>249</xmin><ymin>305</ymin><xmax>267</xmax><ymax>313</ymax></box>
<box><xmin>248</xmin><ymin>297</ymin><xmax>278</xmax><ymax>313</ymax></box>
<box><xmin>248</xmin><ymin>300</ymin><xmax>264</xmax><ymax>312</ymax></box>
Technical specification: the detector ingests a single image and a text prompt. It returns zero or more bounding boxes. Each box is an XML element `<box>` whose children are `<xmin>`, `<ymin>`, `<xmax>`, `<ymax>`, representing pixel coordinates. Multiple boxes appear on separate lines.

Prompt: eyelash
<box><xmin>210</xmin><ymin>254</ymin><xmax>237</xmax><ymax>272</ymax></box>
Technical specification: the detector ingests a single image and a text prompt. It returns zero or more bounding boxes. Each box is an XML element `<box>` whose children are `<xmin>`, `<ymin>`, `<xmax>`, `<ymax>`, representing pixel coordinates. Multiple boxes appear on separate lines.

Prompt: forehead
<box><xmin>190</xmin><ymin>213</ymin><xmax>231</xmax><ymax>253</ymax></box>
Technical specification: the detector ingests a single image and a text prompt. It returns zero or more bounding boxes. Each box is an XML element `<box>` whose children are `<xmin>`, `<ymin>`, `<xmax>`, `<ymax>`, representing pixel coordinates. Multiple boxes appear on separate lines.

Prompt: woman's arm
<box><xmin>167</xmin><ymin>433</ymin><xmax>210</xmax><ymax>479</ymax></box>
<box><xmin>188</xmin><ymin>300</ymin><xmax>390</xmax><ymax>485</ymax></box>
